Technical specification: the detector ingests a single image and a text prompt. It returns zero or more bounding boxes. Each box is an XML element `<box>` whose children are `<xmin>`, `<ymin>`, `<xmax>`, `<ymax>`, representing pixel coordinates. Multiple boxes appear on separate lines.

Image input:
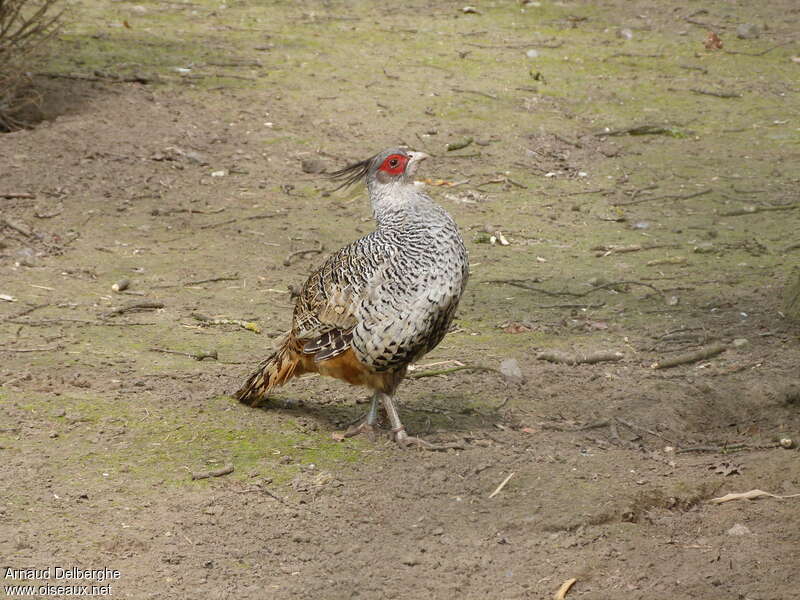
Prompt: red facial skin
<box><xmin>378</xmin><ymin>154</ymin><xmax>409</xmax><ymax>176</ymax></box>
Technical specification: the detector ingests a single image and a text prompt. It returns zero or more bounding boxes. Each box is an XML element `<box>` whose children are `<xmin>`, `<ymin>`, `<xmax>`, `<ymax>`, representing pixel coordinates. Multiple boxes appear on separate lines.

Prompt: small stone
<box><xmin>401</xmin><ymin>554</ymin><xmax>420</xmax><ymax>566</ymax></box>
<box><xmin>693</xmin><ymin>242</ymin><xmax>715</xmax><ymax>254</ymax></box>
<box><xmin>732</xmin><ymin>338</ymin><xmax>749</xmax><ymax>347</ymax></box>
<box><xmin>617</xmin><ymin>28</ymin><xmax>634</xmax><ymax>40</ymax></box>
<box><xmin>736</xmin><ymin>23</ymin><xmax>761</xmax><ymax>39</ymax></box>
<box><xmin>526</xmin><ymin>49</ymin><xmax>539</xmax><ymax>59</ymax></box>
<box><xmin>301</xmin><ymin>159</ymin><xmax>326</xmax><ymax>174</ymax></box>
<box><xmin>726</xmin><ymin>523</ymin><xmax>751</xmax><ymax>536</ymax></box>
<box><xmin>779</xmin><ymin>438</ymin><xmax>795</xmax><ymax>449</ymax></box>
<box><xmin>431</xmin><ymin>527</ymin><xmax>444</xmax><ymax>536</ymax></box>
<box><xmin>500</xmin><ymin>358</ymin><xmax>524</xmax><ymax>383</ymax></box>
<box><xmin>183</xmin><ymin>150</ymin><xmax>208</xmax><ymax>165</ymax></box>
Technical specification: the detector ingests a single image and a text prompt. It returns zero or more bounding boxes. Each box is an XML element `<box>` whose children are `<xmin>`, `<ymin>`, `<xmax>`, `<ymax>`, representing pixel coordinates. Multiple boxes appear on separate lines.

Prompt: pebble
<box><xmin>500</xmin><ymin>358</ymin><xmax>523</xmax><ymax>383</ymax></box>
<box><xmin>727</xmin><ymin>523</ymin><xmax>751</xmax><ymax>536</ymax></box>
<box><xmin>401</xmin><ymin>554</ymin><xmax>420</xmax><ymax>566</ymax></box>
<box><xmin>693</xmin><ymin>242</ymin><xmax>715</xmax><ymax>254</ymax></box>
<box><xmin>736</xmin><ymin>23</ymin><xmax>761</xmax><ymax>39</ymax></box>
<box><xmin>526</xmin><ymin>49</ymin><xmax>539</xmax><ymax>59</ymax></box>
<box><xmin>732</xmin><ymin>338</ymin><xmax>749</xmax><ymax>347</ymax></box>
<box><xmin>301</xmin><ymin>159</ymin><xmax>326</xmax><ymax>174</ymax></box>
<box><xmin>617</xmin><ymin>28</ymin><xmax>634</xmax><ymax>40</ymax></box>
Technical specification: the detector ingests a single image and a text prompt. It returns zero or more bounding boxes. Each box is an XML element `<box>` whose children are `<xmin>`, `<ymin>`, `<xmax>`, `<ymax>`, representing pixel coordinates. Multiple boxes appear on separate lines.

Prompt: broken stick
<box><xmin>191</xmin><ymin>464</ymin><xmax>234</xmax><ymax>481</ymax></box>
<box><xmin>651</xmin><ymin>342</ymin><xmax>727</xmax><ymax>369</ymax></box>
<box><xmin>104</xmin><ymin>301</ymin><xmax>164</xmax><ymax>317</ymax></box>
<box><xmin>536</xmin><ymin>350</ymin><xmax>624</xmax><ymax>365</ymax></box>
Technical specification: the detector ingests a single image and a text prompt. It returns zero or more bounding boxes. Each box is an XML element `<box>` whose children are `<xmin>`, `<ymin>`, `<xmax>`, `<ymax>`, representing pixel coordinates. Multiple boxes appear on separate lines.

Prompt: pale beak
<box><xmin>406</xmin><ymin>151</ymin><xmax>430</xmax><ymax>176</ymax></box>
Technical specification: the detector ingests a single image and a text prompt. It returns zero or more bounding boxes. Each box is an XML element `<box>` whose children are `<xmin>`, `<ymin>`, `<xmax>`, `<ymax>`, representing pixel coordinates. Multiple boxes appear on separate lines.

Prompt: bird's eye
<box><xmin>389</xmin><ymin>158</ymin><xmax>398</xmax><ymax>167</ymax></box>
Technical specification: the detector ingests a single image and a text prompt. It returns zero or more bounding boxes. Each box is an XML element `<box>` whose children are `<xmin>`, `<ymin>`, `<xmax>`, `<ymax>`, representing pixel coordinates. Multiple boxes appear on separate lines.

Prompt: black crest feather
<box><xmin>327</xmin><ymin>154</ymin><xmax>375</xmax><ymax>191</ymax></box>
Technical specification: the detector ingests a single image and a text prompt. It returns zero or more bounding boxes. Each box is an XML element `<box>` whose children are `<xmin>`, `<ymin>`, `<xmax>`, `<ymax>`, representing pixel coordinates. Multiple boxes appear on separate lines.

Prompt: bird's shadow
<box><xmin>232</xmin><ymin>391</ymin><xmax>507</xmax><ymax>439</ymax></box>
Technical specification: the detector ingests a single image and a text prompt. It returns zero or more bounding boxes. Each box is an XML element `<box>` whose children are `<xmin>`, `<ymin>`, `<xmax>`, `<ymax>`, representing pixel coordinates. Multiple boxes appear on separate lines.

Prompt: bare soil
<box><xmin>2</xmin><ymin>1</ymin><xmax>799</xmax><ymax>598</ymax></box>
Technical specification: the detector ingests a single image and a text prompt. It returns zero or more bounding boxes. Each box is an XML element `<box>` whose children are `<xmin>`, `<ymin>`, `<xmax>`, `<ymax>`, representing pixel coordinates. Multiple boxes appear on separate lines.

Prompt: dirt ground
<box><xmin>2</xmin><ymin>1</ymin><xmax>800</xmax><ymax>598</ymax></box>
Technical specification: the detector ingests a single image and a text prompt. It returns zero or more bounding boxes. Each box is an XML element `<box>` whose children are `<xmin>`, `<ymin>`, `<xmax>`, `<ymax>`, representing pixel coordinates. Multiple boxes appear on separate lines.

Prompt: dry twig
<box><xmin>489</xmin><ymin>279</ymin><xmax>663</xmax><ymax>298</ymax></box>
<box><xmin>104</xmin><ymin>301</ymin><xmax>164</xmax><ymax>317</ymax></box>
<box><xmin>613</xmin><ymin>188</ymin><xmax>711</xmax><ymax>207</ymax></box>
<box><xmin>408</xmin><ymin>365</ymin><xmax>500</xmax><ymax>379</ymax></box>
<box><xmin>488</xmin><ymin>472</ymin><xmax>515</xmax><ymax>498</ymax></box>
<box><xmin>150</xmin><ymin>347</ymin><xmax>218</xmax><ymax>361</ymax></box>
<box><xmin>1</xmin><ymin>192</ymin><xmax>35</xmax><ymax>199</ymax></box>
<box><xmin>191</xmin><ymin>464</ymin><xmax>234</xmax><ymax>481</ymax></box>
<box><xmin>709</xmin><ymin>489</ymin><xmax>800</xmax><ymax>504</ymax></box>
<box><xmin>554</xmin><ymin>578</ymin><xmax>577</xmax><ymax>600</ymax></box>
<box><xmin>284</xmin><ymin>242</ymin><xmax>324</xmax><ymax>266</ymax></box>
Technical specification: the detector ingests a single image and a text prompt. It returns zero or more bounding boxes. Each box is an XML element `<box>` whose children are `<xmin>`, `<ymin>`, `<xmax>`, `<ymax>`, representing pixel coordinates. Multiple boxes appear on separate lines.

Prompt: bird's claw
<box><xmin>392</xmin><ymin>426</ymin><xmax>459</xmax><ymax>451</ymax></box>
<box><xmin>342</xmin><ymin>421</ymin><xmax>378</xmax><ymax>441</ymax></box>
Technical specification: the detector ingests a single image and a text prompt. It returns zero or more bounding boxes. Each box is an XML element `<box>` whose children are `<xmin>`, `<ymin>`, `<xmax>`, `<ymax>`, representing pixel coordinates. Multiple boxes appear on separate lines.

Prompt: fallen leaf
<box><xmin>503</xmin><ymin>322</ymin><xmax>532</xmax><ymax>334</ymax></box>
<box><xmin>705</xmin><ymin>31</ymin><xmax>723</xmax><ymax>50</ymax></box>
<box><xmin>420</xmin><ymin>178</ymin><xmax>460</xmax><ymax>187</ymax></box>
<box><xmin>711</xmin><ymin>462</ymin><xmax>741</xmax><ymax>476</ymax></box>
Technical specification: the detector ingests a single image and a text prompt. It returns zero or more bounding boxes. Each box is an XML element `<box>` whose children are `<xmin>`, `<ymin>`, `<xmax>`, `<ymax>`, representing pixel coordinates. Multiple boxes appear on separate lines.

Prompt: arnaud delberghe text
<box><xmin>4</xmin><ymin>567</ymin><xmax>121</xmax><ymax>582</ymax></box>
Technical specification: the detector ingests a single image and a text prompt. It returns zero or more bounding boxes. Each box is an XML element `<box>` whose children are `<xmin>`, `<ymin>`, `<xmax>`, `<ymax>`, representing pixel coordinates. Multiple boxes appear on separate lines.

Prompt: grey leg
<box><xmin>342</xmin><ymin>392</ymin><xmax>381</xmax><ymax>439</ymax></box>
<box><xmin>379</xmin><ymin>393</ymin><xmax>436</xmax><ymax>449</ymax></box>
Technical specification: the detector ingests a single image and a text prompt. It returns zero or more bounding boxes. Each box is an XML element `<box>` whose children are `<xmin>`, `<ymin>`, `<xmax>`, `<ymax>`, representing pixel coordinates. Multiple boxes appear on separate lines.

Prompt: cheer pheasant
<box><xmin>235</xmin><ymin>148</ymin><xmax>469</xmax><ymax>447</ymax></box>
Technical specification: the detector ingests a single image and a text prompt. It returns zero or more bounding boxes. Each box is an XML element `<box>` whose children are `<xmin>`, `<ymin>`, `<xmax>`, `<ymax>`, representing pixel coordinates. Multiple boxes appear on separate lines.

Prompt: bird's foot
<box><xmin>392</xmin><ymin>426</ymin><xmax>463</xmax><ymax>451</ymax></box>
<box><xmin>343</xmin><ymin>420</ymin><xmax>378</xmax><ymax>440</ymax></box>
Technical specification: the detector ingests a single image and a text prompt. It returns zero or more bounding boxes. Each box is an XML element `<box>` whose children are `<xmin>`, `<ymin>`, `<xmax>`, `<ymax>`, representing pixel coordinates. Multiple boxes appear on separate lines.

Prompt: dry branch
<box><xmin>104</xmin><ymin>301</ymin><xmax>164</xmax><ymax>317</ymax></box>
<box><xmin>613</xmin><ymin>188</ymin><xmax>711</xmax><ymax>207</ymax></box>
<box><xmin>709</xmin><ymin>489</ymin><xmax>800</xmax><ymax>504</ymax></box>
<box><xmin>408</xmin><ymin>365</ymin><xmax>500</xmax><ymax>379</ymax></box>
<box><xmin>536</xmin><ymin>350</ymin><xmax>624</xmax><ymax>365</ymax></box>
<box><xmin>554</xmin><ymin>578</ymin><xmax>577</xmax><ymax>600</ymax></box>
<box><xmin>191</xmin><ymin>464</ymin><xmax>234</xmax><ymax>480</ymax></box>
<box><xmin>283</xmin><ymin>242</ymin><xmax>324</xmax><ymax>266</ymax></box>
<box><xmin>150</xmin><ymin>347</ymin><xmax>218</xmax><ymax>361</ymax></box>
<box><xmin>0</xmin><ymin>0</ymin><xmax>64</xmax><ymax>130</ymax></box>
<box><xmin>191</xmin><ymin>312</ymin><xmax>261</xmax><ymax>334</ymax></box>
<box><xmin>595</xmin><ymin>124</ymin><xmax>678</xmax><ymax>137</ymax></box>
<box><xmin>0</xmin><ymin>303</ymin><xmax>48</xmax><ymax>323</ymax></box>
<box><xmin>489</xmin><ymin>279</ymin><xmax>663</xmax><ymax>298</ymax></box>
<box><xmin>651</xmin><ymin>342</ymin><xmax>727</xmax><ymax>369</ymax></box>
<box><xmin>719</xmin><ymin>204</ymin><xmax>798</xmax><ymax>217</ymax></box>
<box><xmin>488</xmin><ymin>472</ymin><xmax>515</xmax><ymax>498</ymax></box>
<box><xmin>0</xmin><ymin>192</ymin><xmax>35</xmax><ymax>199</ymax></box>
<box><xmin>689</xmin><ymin>88</ymin><xmax>742</xmax><ymax>99</ymax></box>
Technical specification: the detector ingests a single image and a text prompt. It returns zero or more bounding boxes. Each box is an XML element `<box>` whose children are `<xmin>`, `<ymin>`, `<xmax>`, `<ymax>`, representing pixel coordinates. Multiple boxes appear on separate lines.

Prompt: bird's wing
<box><xmin>291</xmin><ymin>245</ymin><xmax>387</xmax><ymax>362</ymax></box>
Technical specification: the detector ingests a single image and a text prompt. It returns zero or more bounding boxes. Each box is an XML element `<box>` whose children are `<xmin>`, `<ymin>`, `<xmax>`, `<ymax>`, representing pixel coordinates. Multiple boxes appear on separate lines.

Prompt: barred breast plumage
<box><xmin>235</xmin><ymin>148</ymin><xmax>468</xmax><ymax>448</ymax></box>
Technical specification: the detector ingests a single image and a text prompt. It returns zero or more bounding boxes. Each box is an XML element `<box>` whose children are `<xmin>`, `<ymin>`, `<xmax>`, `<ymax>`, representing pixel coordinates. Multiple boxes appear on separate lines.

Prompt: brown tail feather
<box><xmin>235</xmin><ymin>339</ymin><xmax>305</xmax><ymax>405</ymax></box>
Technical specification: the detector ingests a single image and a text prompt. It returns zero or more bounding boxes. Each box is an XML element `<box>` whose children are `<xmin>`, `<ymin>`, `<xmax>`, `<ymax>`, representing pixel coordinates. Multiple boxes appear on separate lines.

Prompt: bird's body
<box><xmin>235</xmin><ymin>149</ymin><xmax>468</xmax><ymax>446</ymax></box>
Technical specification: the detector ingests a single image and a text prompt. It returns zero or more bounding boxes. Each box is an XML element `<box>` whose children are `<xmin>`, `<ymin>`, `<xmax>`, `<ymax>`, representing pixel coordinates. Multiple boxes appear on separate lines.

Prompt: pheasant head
<box><xmin>329</xmin><ymin>148</ymin><xmax>429</xmax><ymax>191</ymax></box>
